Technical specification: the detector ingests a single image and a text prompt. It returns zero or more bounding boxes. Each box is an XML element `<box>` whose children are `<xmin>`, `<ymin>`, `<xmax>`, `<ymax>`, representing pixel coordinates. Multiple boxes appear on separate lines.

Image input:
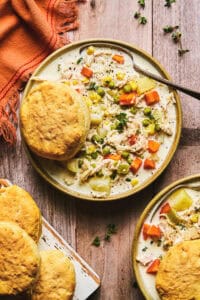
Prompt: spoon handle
<box><xmin>134</xmin><ymin>64</ymin><xmax>200</xmax><ymax>100</ymax></box>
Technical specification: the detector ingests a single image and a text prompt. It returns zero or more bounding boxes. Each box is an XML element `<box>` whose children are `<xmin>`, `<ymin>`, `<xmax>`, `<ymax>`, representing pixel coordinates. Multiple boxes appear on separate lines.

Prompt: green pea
<box><xmin>108</xmin><ymin>81</ymin><xmax>115</xmax><ymax>89</ymax></box>
<box><xmin>96</xmin><ymin>87</ymin><xmax>105</xmax><ymax>97</ymax></box>
<box><xmin>142</xmin><ymin>119</ymin><xmax>150</xmax><ymax>127</ymax></box>
<box><xmin>121</xmin><ymin>151</ymin><xmax>129</xmax><ymax>159</ymax></box>
<box><xmin>123</xmin><ymin>84</ymin><xmax>132</xmax><ymax>93</ymax></box>
<box><xmin>117</xmin><ymin>164</ymin><xmax>130</xmax><ymax>175</ymax></box>
<box><xmin>130</xmin><ymin>107</ymin><xmax>137</xmax><ymax>115</ymax></box>
<box><xmin>102</xmin><ymin>146</ymin><xmax>111</xmax><ymax>156</ymax></box>
<box><xmin>143</xmin><ymin>107</ymin><xmax>152</xmax><ymax>116</ymax></box>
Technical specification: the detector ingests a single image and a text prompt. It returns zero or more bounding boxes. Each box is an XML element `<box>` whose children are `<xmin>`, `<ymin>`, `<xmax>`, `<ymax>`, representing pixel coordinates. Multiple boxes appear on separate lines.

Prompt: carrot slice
<box><xmin>144</xmin><ymin>158</ymin><xmax>155</xmax><ymax>169</ymax></box>
<box><xmin>142</xmin><ymin>223</ymin><xmax>151</xmax><ymax>240</ymax></box>
<box><xmin>160</xmin><ymin>202</ymin><xmax>171</xmax><ymax>214</ymax></box>
<box><xmin>130</xmin><ymin>157</ymin><xmax>142</xmax><ymax>174</ymax></box>
<box><xmin>147</xmin><ymin>225</ymin><xmax>162</xmax><ymax>239</ymax></box>
<box><xmin>146</xmin><ymin>259</ymin><xmax>160</xmax><ymax>274</ymax></box>
<box><xmin>128</xmin><ymin>135</ymin><xmax>137</xmax><ymax>145</ymax></box>
<box><xmin>105</xmin><ymin>153</ymin><xmax>121</xmax><ymax>160</ymax></box>
<box><xmin>81</xmin><ymin>66</ymin><xmax>93</xmax><ymax>78</ymax></box>
<box><xmin>145</xmin><ymin>90</ymin><xmax>160</xmax><ymax>105</ymax></box>
<box><xmin>112</xmin><ymin>54</ymin><xmax>124</xmax><ymax>64</ymax></box>
<box><xmin>119</xmin><ymin>93</ymin><xmax>137</xmax><ymax>106</ymax></box>
<box><xmin>148</xmin><ymin>140</ymin><xmax>160</xmax><ymax>153</ymax></box>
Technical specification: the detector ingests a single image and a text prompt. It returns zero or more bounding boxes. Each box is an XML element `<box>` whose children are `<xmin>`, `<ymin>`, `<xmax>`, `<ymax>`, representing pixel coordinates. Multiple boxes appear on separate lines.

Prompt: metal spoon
<box><xmin>80</xmin><ymin>42</ymin><xmax>200</xmax><ymax>100</ymax></box>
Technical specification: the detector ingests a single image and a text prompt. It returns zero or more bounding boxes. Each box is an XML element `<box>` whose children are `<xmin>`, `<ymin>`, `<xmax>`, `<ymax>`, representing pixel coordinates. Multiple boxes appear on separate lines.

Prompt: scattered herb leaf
<box><xmin>92</xmin><ymin>236</ymin><xmax>100</xmax><ymax>247</ymax></box>
<box><xmin>138</xmin><ymin>0</ymin><xmax>145</xmax><ymax>8</ymax></box>
<box><xmin>104</xmin><ymin>224</ymin><xmax>118</xmax><ymax>241</ymax></box>
<box><xmin>178</xmin><ymin>49</ymin><xmax>190</xmax><ymax>56</ymax></box>
<box><xmin>139</xmin><ymin>16</ymin><xmax>147</xmax><ymax>25</ymax></box>
<box><xmin>172</xmin><ymin>31</ymin><xmax>182</xmax><ymax>43</ymax></box>
<box><xmin>163</xmin><ymin>25</ymin><xmax>179</xmax><ymax>33</ymax></box>
<box><xmin>164</xmin><ymin>0</ymin><xmax>176</xmax><ymax>7</ymax></box>
<box><xmin>134</xmin><ymin>11</ymin><xmax>141</xmax><ymax>19</ymax></box>
<box><xmin>125</xmin><ymin>178</ymin><xmax>131</xmax><ymax>182</ymax></box>
<box><xmin>142</xmin><ymin>246</ymin><xmax>148</xmax><ymax>252</ymax></box>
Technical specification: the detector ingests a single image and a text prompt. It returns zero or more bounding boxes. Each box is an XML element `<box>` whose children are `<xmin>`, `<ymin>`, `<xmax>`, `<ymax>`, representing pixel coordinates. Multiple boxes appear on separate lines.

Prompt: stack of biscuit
<box><xmin>0</xmin><ymin>184</ymin><xmax>75</xmax><ymax>300</ymax></box>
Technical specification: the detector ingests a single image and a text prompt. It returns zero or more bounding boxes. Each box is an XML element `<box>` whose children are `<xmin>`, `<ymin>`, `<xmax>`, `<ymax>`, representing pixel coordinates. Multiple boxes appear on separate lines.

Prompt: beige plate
<box><xmin>20</xmin><ymin>38</ymin><xmax>182</xmax><ymax>201</ymax></box>
<box><xmin>132</xmin><ymin>173</ymin><xmax>200</xmax><ymax>300</ymax></box>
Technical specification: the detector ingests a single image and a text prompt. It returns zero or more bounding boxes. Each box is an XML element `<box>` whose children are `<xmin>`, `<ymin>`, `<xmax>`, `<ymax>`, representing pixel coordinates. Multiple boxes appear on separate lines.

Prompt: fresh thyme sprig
<box><xmin>164</xmin><ymin>0</ymin><xmax>176</xmax><ymax>7</ymax></box>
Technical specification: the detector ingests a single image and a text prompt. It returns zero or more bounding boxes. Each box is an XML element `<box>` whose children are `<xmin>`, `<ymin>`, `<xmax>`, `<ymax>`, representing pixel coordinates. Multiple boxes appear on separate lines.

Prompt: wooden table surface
<box><xmin>1</xmin><ymin>1</ymin><xmax>200</xmax><ymax>299</ymax></box>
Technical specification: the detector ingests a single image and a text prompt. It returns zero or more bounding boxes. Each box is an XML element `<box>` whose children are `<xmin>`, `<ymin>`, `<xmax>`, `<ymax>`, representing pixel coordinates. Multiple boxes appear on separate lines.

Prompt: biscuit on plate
<box><xmin>31</xmin><ymin>250</ymin><xmax>75</xmax><ymax>300</ymax></box>
<box><xmin>20</xmin><ymin>81</ymin><xmax>90</xmax><ymax>161</ymax></box>
<box><xmin>156</xmin><ymin>239</ymin><xmax>200</xmax><ymax>300</ymax></box>
<box><xmin>0</xmin><ymin>221</ymin><xmax>40</xmax><ymax>295</ymax></box>
<box><xmin>0</xmin><ymin>185</ymin><xmax>42</xmax><ymax>243</ymax></box>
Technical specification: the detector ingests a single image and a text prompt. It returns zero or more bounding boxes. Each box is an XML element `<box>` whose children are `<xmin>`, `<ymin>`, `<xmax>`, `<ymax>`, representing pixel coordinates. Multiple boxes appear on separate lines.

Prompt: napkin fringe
<box><xmin>1</xmin><ymin>0</ymin><xmax>85</xmax><ymax>145</ymax></box>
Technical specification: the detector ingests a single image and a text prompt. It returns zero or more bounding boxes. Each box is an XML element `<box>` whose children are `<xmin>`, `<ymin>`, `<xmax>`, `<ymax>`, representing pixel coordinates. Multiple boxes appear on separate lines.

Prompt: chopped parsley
<box><xmin>76</xmin><ymin>57</ymin><xmax>83</xmax><ymax>64</ymax></box>
<box><xmin>87</xmin><ymin>82</ymin><xmax>98</xmax><ymax>90</ymax></box>
<box><xmin>104</xmin><ymin>224</ymin><xmax>118</xmax><ymax>241</ymax></box>
<box><xmin>134</xmin><ymin>11</ymin><xmax>141</xmax><ymax>19</ymax></box>
<box><xmin>142</xmin><ymin>246</ymin><xmax>148</xmax><ymax>252</ymax></box>
<box><xmin>164</xmin><ymin>0</ymin><xmax>176</xmax><ymax>7</ymax></box>
<box><xmin>138</xmin><ymin>0</ymin><xmax>145</xmax><ymax>8</ymax></box>
<box><xmin>92</xmin><ymin>236</ymin><xmax>100</xmax><ymax>247</ymax></box>
<box><xmin>115</xmin><ymin>113</ymin><xmax>128</xmax><ymax>133</ymax></box>
<box><xmin>139</xmin><ymin>16</ymin><xmax>147</xmax><ymax>25</ymax></box>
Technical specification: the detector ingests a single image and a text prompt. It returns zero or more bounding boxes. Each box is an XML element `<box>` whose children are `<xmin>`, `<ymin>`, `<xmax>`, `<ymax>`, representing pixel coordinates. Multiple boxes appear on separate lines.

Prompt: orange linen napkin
<box><xmin>0</xmin><ymin>0</ymin><xmax>85</xmax><ymax>145</ymax></box>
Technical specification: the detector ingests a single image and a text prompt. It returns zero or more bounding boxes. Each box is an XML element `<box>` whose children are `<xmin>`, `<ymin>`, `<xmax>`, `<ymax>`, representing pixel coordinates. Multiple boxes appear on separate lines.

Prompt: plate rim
<box><xmin>20</xmin><ymin>38</ymin><xmax>182</xmax><ymax>201</ymax></box>
<box><xmin>132</xmin><ymin>173</ymin><xmax>200</xmax><ymax>300</ymax></box>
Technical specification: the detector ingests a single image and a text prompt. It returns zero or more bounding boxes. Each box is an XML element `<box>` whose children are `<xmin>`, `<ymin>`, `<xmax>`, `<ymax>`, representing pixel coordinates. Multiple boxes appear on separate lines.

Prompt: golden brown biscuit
<box><xmin>0</xmin><ymin>221</ymin><xmax>40</xmax><ymax>295</ymax></box>
<box><xmin>0</xmin><ymin>185</ymin><xmax>42</xmax><ymax>243</ymax></box>
<box><xmin>20</xmin><ymin>81</ymin><xmax>90</xmax><ymax>161</ymax></box>
<box><xmin>156</xmin><ymin>240</ymin><xmax>200</xmax><ymax>300</ymax></box>
<box><xmin>31</xmin><ymin>250</ymin><xmax>75</xmax><ymax>300</ymax></box>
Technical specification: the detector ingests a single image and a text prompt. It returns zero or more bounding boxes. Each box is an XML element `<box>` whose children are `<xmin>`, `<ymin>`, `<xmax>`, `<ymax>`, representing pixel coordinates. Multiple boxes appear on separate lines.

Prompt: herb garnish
<box><xmin>134</xmin><ymin>11</ymin><xmax>141</xmax><ymax>19</ymax></box>
<box><xmin>76</xmin><ymin>57</ymin><xmax>83</xmax><ymax>64</ymax></box>
<box><xmin>139</xmin><ymin>16</ymin><xmax>147</xmax><ymax>25</ymax></box>
<box><xmin>163</xmin><ymin>26</ymin><xmax>189</xmax><ymax>56</ymax></box>
<box><xmin>110</xmin><ymin>170</ymin><xmax>117</xmax><ymax>180</ymax></box>
<box><xmin>142</xmin><ymin>246</ymin><xmax>148</xmax><ymax>252</ymax></box>
<box><xmin>164</xmin><ymin>0</ymin><xmax>176</xmax><ymax>7</ymax></box>
<box><xmin>88</xmin><ymin>82</ymin><xmax>98</xmax><ymax>90</ymax></box>
<box><xmin>115</xmin><ymin>113</ymin><xmax>128</xmax><ymax>133</ymax></box>
<box><xmin>138</xmin><ymin>0</ymin><xmax>145</xmax><ymax>8</ymax></box>
<box><xmin>104</xmin><ymin>224</ymin><xmax>118</xmax><ymax>241</ymax></box>
<box><xmin>92</xmin><ymin>236</ymin><xmax>100</xmax><ymax>247</ymax></box>
<box><xmin>163</xmin><ymin>25</ymin><xmax>179</xmax><ymax>33</ymax></box>
<box><xmin>172</xmin><ymin>31</ymin><xmax>182</xmax><ymax>43</ymax></box>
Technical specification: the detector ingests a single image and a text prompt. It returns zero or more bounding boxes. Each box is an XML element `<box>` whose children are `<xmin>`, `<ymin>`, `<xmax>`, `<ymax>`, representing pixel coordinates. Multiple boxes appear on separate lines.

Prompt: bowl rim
<box><xmin>20</xmin><ymin>38</ymin><xmax>182</xmax><ymax>202</ymax></box>
<box><xmin>132</xmin><ymin>173</ymin><xmax>200</xmax><ymax>299</ymax></box>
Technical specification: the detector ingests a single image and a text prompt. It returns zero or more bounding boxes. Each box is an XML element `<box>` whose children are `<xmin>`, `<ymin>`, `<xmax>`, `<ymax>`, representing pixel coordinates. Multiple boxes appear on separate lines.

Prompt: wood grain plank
<box><xmin>153</xmin><ymin>0</ymin><xmax>200</xmax><ymax>129</ymax></box>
